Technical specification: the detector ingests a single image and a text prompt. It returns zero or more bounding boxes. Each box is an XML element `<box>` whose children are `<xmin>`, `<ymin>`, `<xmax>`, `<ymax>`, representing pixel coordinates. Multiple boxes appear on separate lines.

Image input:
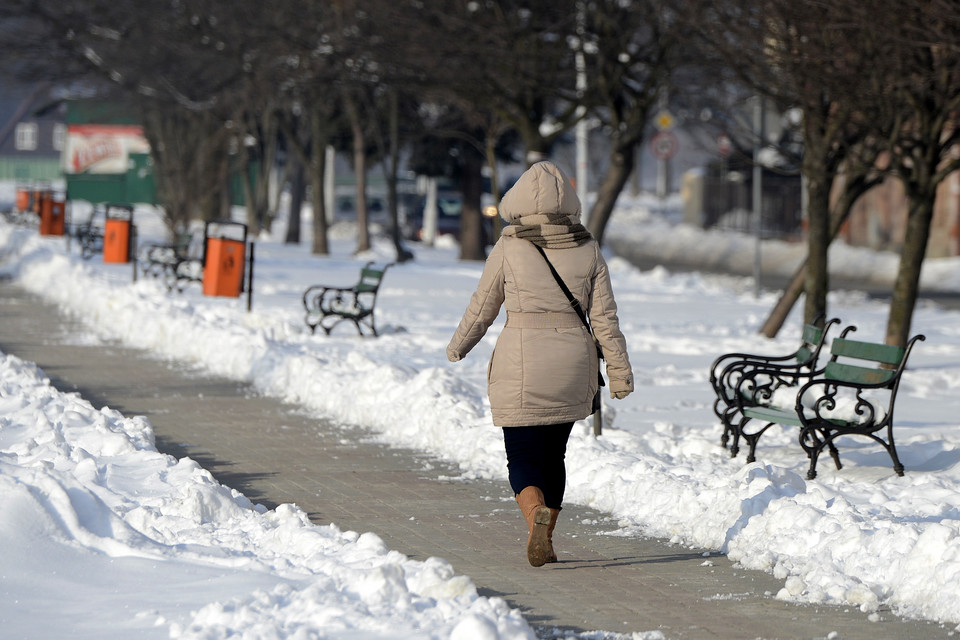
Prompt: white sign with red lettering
<box><xmin>63</xmin><ymin>124</ymin><xmax>151</xmax><ymax>175</ymax></box>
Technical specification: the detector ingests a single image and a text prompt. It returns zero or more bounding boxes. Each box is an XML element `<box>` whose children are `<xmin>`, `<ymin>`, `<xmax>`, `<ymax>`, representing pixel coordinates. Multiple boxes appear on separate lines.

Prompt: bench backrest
<box><xmin>356</xmin><ymin>262</ymin><xmax>390</xmax><ymax>293</ymax></box>
<box><xmin>796</xmin><ymin>323</ymin><xmax>825</xmax><ymax>364</ymax></box>
<box><xmin>174</xmin><ymin>231</ymin><xmax>194</xmax><ymax>253</ymax></box>
<box><xmin>824</xmin><ymin>336</ymin><xmax>922</xmax><ymax>387</ymax></box>
<box><xmin>795</xmin><ymin>316</ymin><xmax>842</xmax><ymax>366</ymax></box>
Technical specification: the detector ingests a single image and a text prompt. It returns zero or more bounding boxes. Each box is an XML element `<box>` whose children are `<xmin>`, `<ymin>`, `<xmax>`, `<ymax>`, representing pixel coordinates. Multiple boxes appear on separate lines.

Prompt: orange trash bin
<box><xmin>103</xmin><ymin>203</ymin><xmax>135</xmax><ymax>263</ymax></box>
<box><xmin>202</xmin><ymin>221</ymin><xmax>248</xmax><ymax>297</ymax></box>
<box><xmin>15</xmin><ymin>187</ymin><xmax>31</xmax><ymax>213</ymax></box>
<box><xmin>39</xmin><ymin>196</ymin><xmax>66</xmax><ymax>236</ymax></box>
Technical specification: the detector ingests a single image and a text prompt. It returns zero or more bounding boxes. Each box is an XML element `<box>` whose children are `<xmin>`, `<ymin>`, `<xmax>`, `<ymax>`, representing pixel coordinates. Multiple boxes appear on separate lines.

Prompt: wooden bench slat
<box><xmin>829</xmin><ymin>337</ymin><xmax>905</xmax><ymax>366</ymax></box>
<box><xmin>801</xmin><ymin>323</ymin><xmax>824</xmax><ymax>346</ymax></box>
<box><xmin>742</xmin><ymin>405</ymin><xmax>804</xmax><ymax>426</ymax></box>
<box><xmin>824</xmin><ymin>361</ymin><xmax>897</xmax><ymax>386</ymax></box>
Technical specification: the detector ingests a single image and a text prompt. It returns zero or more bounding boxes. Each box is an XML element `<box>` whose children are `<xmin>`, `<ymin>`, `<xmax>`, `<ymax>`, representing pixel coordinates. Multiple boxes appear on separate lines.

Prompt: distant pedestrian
<box><xmin>447</xmin><ymin>161</ymin><xmax>633</xmax><ymax>566</ymax></box>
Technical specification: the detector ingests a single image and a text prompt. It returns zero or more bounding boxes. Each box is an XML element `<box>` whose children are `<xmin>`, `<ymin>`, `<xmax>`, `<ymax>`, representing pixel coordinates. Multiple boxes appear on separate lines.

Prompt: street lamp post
<box><xmin>752</xmin><ymin>98</ymin><xmax>764</xmax><ymax>298</ymax></box>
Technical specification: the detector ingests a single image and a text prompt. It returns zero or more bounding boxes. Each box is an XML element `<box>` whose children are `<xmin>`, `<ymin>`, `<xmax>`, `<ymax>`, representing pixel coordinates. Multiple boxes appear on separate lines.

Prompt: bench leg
<box><xmin>741</xmin><ymin>421</ymin><xmax>776</xmax><ymax>464</ymax></box>
<box><xmin>358</xmin><ymin>312</ymin><xmax>378</xmax><ymax>337</ymax></box>
<box><xmin>729</xmin><ymin>417</ymin><xmax>745</xmax><ymax>458</ymax></box>
<box><xmin>800</xmin><ymin>425</ymin><xmax>837</xmax><ymax>480</ymax></box>
<box><xmin>720</xmin><ymin>405</ymin><xmax>740</xmax><ymax>450</ymax></box>
<box><xmin>885</xmin><ymin>424</ymin><xmax>905</xmax><ymax>477</ymax></box>
<box><xmin>716</xmin><ymin>399</ymin><xmax>731</xmax><ymax>449</ymax></box>
<box><xmin>827</xmin><ymin>438</ymin><xmax>843</xmax><ymax>471</ymax></box>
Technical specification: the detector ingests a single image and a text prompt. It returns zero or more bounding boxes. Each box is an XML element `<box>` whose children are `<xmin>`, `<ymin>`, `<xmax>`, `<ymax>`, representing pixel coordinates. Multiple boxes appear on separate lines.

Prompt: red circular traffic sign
<box><xmin>651</xmin><ymin>131</ymin><xmax>678</xmax><ymax>159</ymax></box>
<box><xmin>717</xmin><ymin>133</ymin><xmax>732</xmax><ymax>157</ymax></box>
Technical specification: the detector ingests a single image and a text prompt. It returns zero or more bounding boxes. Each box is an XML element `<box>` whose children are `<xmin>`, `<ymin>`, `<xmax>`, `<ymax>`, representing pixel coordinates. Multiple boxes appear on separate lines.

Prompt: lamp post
<box><xmin>575</xmin><ymin>1</ymin><xmax>588</xmax><ymax>218</ymax></box>
<box><xmin>752</xmin><ymin>97</ymin><xmax>764</xmax><ymax>298</ymax></box>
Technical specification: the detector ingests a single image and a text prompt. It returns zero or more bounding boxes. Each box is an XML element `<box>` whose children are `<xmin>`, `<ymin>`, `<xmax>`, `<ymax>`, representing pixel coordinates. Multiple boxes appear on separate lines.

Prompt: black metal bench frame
<box><xmin>138</xmin><ymin>231</ymin><xmax>202</xmax><ymax>292</ymax></box>
<box><xmin>732</xmin><ymin>331</ymin><xmax>925</xmax><ymax>479</ymax></box>
<box><xmin>73</xmin><ymin>209</ymin><xmax>105</xmax><ymax>260</ymax></box>
<box><xmin>709</xmin><ymin>317</ymin><xmax>846</xmax><ymax>454</ymax></box>
<box><xmin>302</xmin><ymin>262</ymin><xmax>393</xmax><ymax>336</ymax></box>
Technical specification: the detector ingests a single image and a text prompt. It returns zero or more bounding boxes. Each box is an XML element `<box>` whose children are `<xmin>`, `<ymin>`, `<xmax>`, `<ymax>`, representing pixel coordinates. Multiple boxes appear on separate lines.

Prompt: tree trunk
<box><xmin>802</xmin><ymin>159</ymin><xmax>831</xmax><ymax>326</ymax></box>
<box><xmin>760</xmin><ymin>168</ymin><xmax>882</xmax><ymax>337</ymax></box>
<box><xmin>886</xmin><ymin>197</ymin><xmax>934</xmax><ymax>347</ymax></box>
<box><xmin>459</xmin><ymin>146</ymin><xmax>486</xmax><ymax>261</ymax></box>
<box><xmin>309</xmin><ymin>111</ymin><xmax>330</xmax><ymax>255</ymax></box>
<box><xmin>586</xmin><ymin>143</ymin><xmax>636</xmax><ymax>247</ymax></box>
<box><xmin>384</xmin><ymin>89</ymin><xmax>413</xmax><ymax>263</ymax></box>
<box><xmin>759</xmin><ymin>262</ymin><xmax>809</xmax><ymax>338</ymax></box>
<box><xmin>760</xmin><ymin>197</ymin><xmax>850</xmax><ymax>338</ymax></box>
<box><xmin>285</xmin><ymin>156</ymin><xmax>304</xmax><ymax>245</ymax></box>
<box><xmin>343</xmin><ymin>90</ymin><xmax>370</xmax><ymax>254</ymax></box>
<box><xmin>485</xmin><ymin>133</ymin><xmax>503</xmax><ymax>241</ymax></box>
<box><xmin>239</xmin><ymin>155</ymin><xmax>259</xmax><ymax>235</ymax></box>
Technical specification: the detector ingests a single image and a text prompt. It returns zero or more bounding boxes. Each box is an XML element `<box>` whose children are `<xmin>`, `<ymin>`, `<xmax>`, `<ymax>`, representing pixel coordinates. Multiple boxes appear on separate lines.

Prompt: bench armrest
<box><xmin>793</xmin><ymin>376</ymin><xmax>896</xmax><ymax>429</ymax></box>
<box><xmin>730</xmin><ymin>361</ymin><xmax>826</xmax><ymax>408</ymax></box>
<box><xmin>710</xmin><ymin>350</ymin><xmax>798</xmax><ymax>382</ymax></box>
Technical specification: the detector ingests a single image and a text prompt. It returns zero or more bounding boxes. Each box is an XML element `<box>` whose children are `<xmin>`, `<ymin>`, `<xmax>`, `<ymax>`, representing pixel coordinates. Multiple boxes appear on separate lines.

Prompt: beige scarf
<box><xmin>500</xmin><ymin>213</ymin><xmax>592</xmax><ymax>249</ymax></box>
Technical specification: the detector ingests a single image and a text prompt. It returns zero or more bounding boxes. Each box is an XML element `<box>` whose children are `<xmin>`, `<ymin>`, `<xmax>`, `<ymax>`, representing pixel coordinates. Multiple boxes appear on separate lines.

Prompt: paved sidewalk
<box><xmin>0</xmin><ymin>281</ymin><xmax>950</xmax><ymax>639</ymax></box>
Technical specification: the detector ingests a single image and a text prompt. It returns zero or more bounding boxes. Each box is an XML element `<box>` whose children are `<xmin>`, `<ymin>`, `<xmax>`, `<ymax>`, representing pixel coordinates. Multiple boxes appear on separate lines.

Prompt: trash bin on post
<box><xmin>38</xmin><ymin>193</ymin><xmax>66</xmax><ymax>236</ymax></box>
<box><xmin>103</xmin><ymin>203</ymin><xmax>135</xmax><ymax>263</ymax></box>
<box><xmin>15</xmin><ymin>187</ymin><xmax>31</xmax><ymax>214</ymax></box>
<box><xmin>202</xmin><ymin>220</ymin><xmax>248</xmax><ymax>298</ymax></box>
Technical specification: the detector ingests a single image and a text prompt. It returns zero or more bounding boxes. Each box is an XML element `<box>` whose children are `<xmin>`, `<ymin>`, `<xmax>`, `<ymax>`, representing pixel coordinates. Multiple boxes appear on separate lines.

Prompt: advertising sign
<box><xmin>63</xmin><ymin>124</ymin><xmax>150</xmax><ymax>175</ymax></box>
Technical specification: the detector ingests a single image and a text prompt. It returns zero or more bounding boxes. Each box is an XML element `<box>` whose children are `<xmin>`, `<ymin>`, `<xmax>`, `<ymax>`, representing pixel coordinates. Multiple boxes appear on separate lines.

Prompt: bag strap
<box><xmin>533</xmin><ymin>244</ymin><xmax>590</xmax><ymax>331</ymax></box>
<box><xmin>534</xmin><ymin>244</ymin><xmax>606</xmax><ymax>387</ymax></box>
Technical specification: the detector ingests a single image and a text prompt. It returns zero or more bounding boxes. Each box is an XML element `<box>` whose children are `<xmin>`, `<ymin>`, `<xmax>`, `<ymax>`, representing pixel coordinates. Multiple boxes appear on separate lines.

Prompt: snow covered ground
<box><xmin>2</xmin><ymin>188</ymin><xmax>960</xmax><ymax>638</ymax></box>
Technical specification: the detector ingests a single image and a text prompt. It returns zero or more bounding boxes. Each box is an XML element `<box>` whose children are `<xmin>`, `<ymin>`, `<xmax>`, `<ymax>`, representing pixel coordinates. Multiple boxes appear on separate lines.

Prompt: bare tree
<box><xmin>381</xmin><ymin>0</ymin><xmax>580</xmax><ymax>260</ymax></box>
<box><xmin>877</xmin><ymin>2</ymin><xmax>960</xmax><ymax>347</ymax></box>
<box><xmin>0</xmin><ymin>0</ymin><xmax>255</xmax><ymax>236</ymax></box>
<box><xmin>759</xmin><ymin>155</ymin><xmax>886</xmax><ymax>337</ymax></box>
<box><xmin>140</xmin><ymin>104</ymin><xmax>233</xmax><ymax>231</ymax></box>
<box><xmin>579</xmin><ymin>0</ymin><xmax>679</xmax><ymax>246</ymax></box>
<box><xmin>753</xmin><ymin>1</ymin><xmax>960</xmax><ymax>346</ymax></box>
<box><xmin>695</xmin><ymin>0</ymin><xmax>890</xmax><ymax>328</ymax></box>
<box><xmin>271</xmin><ymin>3</ymin><xmax>343</xmax><ymax>256</ymax></box>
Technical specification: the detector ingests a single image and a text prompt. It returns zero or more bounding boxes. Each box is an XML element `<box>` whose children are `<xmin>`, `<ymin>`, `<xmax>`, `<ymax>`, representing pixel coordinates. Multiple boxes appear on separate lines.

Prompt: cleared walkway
<box><xmin>0</xmin><ymin>281</ymin><xmax>950</xmax><ymax>639</ymax></box>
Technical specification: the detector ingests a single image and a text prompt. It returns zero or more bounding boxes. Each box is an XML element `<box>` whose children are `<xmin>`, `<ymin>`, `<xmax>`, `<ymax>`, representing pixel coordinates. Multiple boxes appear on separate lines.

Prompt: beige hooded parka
<box><xmin>446</xmin><ymin>161</ymin><xmax>633</xmax><ymax>427</ymax></box>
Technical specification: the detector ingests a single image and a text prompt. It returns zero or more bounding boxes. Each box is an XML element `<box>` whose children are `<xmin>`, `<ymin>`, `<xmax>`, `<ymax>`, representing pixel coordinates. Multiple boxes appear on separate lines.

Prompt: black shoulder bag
<box><xmin>533</xmin><ymin>244</ymin><xmax>605</xmax><ymax>414</ymax></box>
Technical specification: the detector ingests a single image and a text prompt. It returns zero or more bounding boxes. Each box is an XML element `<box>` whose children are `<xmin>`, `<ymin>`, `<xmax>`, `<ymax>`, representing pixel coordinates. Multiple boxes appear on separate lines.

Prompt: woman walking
<box><xmin>447</xmin><ymin>161</ymin><xmax>633</xmax><ymax>566</ymax></box>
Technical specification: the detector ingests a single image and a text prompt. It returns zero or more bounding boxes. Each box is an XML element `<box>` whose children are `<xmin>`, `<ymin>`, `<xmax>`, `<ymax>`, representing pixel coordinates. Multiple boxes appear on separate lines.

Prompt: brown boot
<box><xmin>546</xmin><ymin>508</ymin><xmax>560</xmax><ymax>563</ymax></box>
<box><xmin>516</xmin><ymin>486</ymin><xmax>552</xmax><ymax>567</ymax></box>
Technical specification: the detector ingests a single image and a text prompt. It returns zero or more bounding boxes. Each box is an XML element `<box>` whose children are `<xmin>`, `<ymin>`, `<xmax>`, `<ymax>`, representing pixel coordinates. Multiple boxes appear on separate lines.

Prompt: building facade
<box><xmin>0</xmin><ymin>82</ymin><xmax>65</xmax><ymax>183</ymax></box>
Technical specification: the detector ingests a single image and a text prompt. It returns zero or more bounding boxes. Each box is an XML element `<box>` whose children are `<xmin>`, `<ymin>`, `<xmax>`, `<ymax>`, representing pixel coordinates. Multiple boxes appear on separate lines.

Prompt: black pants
<box><xmin>502</xmin><ymin>422</ymin><xmax>574</xmax><ymax>510</ymax></box>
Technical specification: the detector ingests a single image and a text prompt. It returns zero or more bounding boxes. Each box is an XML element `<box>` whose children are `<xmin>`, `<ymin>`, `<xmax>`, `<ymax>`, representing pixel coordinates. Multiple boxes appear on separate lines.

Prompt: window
<box><xmin>52</xmin><ymin>123</ymin><xmax>66</xmax><ymax>151</ymax></box>
<box><xmin>14</xmin><ymin>123</ymin><xmax>38</xmax><ymax>151</ymax></box>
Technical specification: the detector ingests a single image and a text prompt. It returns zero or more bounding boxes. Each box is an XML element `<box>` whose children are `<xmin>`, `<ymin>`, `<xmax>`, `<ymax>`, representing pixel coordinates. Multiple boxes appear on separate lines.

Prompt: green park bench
<box><xmin>731</xmin><ymin>331</ymin><xmax>925</xmax><ymax>479</ymax></box>
<box><xmin>138</xmin><ymin>231</ymin><xmax>199</xmax><ymax>290</ymax></box>
<box><xmin>302</xmin><ymin>262</ymin><xmax>393</xmax><ymax>337</ymax></box>
<box><xmin>709</xmin><ymin>317</ymin><xmax>848</xmax><ymax>454</ymax></box>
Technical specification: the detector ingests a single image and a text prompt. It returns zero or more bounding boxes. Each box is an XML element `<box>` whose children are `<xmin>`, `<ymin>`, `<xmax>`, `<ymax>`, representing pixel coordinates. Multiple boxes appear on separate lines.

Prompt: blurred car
<box><xmin>404</xmin><ymin>191</ymin><xmax>497</xmax><ymax>245</ymax></box>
